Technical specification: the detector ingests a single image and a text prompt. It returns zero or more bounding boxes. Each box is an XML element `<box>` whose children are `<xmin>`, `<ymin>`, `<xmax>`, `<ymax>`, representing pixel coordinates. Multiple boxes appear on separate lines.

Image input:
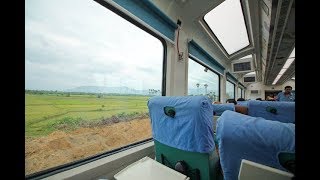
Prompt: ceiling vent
<box><xmin>243</xmin><ymin>75</ymin><xmax>256</xmax><ymax>83</ymax></box>
<box><xmin>250</xmin><ymin>90</ymin><xmax>261</xmax><ymax>94</ymax></box>
<box><xmin>231</xmin><ymin>58</ymin><xmax>254</xmax><ymax>73</ymax></box>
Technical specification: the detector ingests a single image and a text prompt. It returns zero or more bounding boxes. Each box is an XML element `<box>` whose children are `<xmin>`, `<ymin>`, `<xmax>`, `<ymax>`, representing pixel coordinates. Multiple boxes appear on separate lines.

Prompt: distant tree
<box><xmin>196</xmin><ymin>83</ymin><xmax>200</xmax><ymax>95</ymax></box>
<box><xmin>226</xmin><ymin>93</ymin><xmax>231</xmax><ymax>99</ymax></box>
<box><xmin>212</xmin><ymin>92</ymin><xmax>217</xmax><ymax>101</ymax></box>
<box><xmin>204</xmin><ymin>84</ymin><xmax>208</xmax><ymax>95</ymax></box>
<box><xmin>207</xmin><ymin>91</ymin><xmax>217</xmax><ymax>102</ymax></box>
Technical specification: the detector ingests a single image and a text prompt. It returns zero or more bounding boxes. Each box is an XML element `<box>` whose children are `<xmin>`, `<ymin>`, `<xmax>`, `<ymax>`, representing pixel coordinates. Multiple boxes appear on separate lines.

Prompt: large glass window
<box><xmin>226</xmin><ymin>80</ymin><xmax>235</xmax><ymax>99</ymax></box>
<box><xmin>25</xmin><ymin>0</ymin><xmax>164</xmax><ymax>175</ymax></box>
<box><xmin>188</xmin><ymin>58</ymin><xmax>220</xmax><ymax>102</ymax></box>
<box><xmin>243</xmin><ymin>89</ymin><xmax>245</xmax><ymax>99</ymax></box>
<box><xmin>237</xmin><ymin>87</ymin><xmax>242</xmax><ymax>98</ymax></box>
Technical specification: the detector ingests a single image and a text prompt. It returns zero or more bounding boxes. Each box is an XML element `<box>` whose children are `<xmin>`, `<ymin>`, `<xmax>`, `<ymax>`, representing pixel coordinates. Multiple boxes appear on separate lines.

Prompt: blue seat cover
<box><xmin>248</xmin><ymin>100</ymin><xmax>295</xmax><ymax>123</ymax></box>
<box><xmin>216</xmin><ymin>110</ymin><xmax>295</xmax><ymax>180</ymax></box>
<box><xmin>147</xmin><ymin>96</ymin><xmax>215</xmax><ymax>153</ymax></box>
<box><xmin>212</xmin><ymin>103</ymin><xmax>235</xmax><ymax>116</ymax></box>
<box><xmin>236</xmin><ymin>101</ymin><xmax>248</xmax><ymax>107</ymax></box>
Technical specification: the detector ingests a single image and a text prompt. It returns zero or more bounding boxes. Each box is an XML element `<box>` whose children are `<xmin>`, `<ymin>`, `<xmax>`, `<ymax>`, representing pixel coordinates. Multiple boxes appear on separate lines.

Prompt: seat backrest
<box><xmin>237</xmin><ymin>101</ymin><xmax>248</xmax><ymax>107</ymax></box>
<box><xmin>212</xmin><ymin>103</ymin><xmax>235</xmax><ymax>116</ymax></box>
<box><xmin>216</xmin><ymin>110</ymin><xmax>295</xmax><ymax>180</ymax></box>
<box><xmin>148</xmin><ymin>96</ymin><xmax>215</xmax><ymax>153</ymax></box>
<box><xmin>148</xmin><ymin>96</ymin><xmax>221</xmax><ymax>180</ymax></box>
<box><xmin>247</xmin><ymin>100</ymin><xmax>295</xmax><ymax>123</ymax></box>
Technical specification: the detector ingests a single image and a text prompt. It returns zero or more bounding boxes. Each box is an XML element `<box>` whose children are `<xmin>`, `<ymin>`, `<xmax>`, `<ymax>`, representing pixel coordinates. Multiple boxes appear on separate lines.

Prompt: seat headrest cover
<box><xmin>148</xmin><ymin>96</ymin><xmax>215</xmax><ymax>153</ymax></box>
<box><xmin>216</xmin><ymin>110</ymin><xmax>295</xmax><ymax>180</ymax></box>
<box><xmin>248</xmin><ymin>100</ymin><xmax>295</xmax><ymax>123</ymax></box>
<box><xmin>212</xmin><ymin>103</ymin><xmax>235</xmax><ymax>116</ymax></box>
<box><xmin>237</xmin><ymin>101</ymin><xmax>248</xmax><ymax>107</ymax></box>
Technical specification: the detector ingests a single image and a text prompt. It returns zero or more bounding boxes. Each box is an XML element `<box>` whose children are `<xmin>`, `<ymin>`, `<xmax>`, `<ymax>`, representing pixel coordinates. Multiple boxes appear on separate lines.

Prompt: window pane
<box><xmin>188</xmin><ymin>58</ymin><xmax>220</xmax><ymax>102</ymax></box>
<box><xmin>204</xmin><ymin>0</ymin><xmax>249</xmax><ymax>54</ymax></box>
<box><xmin>25</xmin><ymin>0</ymin><xmax>163</xmax><ymax>175</ymax></box>
<box><xmin>226</xmin><ymin>81</ymin><xmax>235</xmax><ymax>99</ymax></box>
<box><xmin>237</xmin><ymin>87</ymin><xmax>242</xmax><ymax>98</ymax></box>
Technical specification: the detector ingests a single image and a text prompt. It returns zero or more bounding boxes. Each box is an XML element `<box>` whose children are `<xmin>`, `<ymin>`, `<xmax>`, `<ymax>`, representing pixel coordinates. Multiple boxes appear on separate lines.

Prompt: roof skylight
<box><xmin>245</xmin><ymin>71</ymin><xmax>255</xmax><ymax>76</ymax></box>
<box><xmin>204</xmin><ymin>0</ymin><xmax>249</xmax><ymax>55</ymax></box>
<box><xmin>240</xmin><ymin>55</ymin><xmax>252</xmax><ymax>59</ymax></box>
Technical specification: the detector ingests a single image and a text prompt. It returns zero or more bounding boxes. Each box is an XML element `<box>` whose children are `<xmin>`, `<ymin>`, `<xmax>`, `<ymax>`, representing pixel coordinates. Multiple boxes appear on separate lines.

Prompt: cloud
<box><xmin>25</xmin><ymin>0</ymin><xmax>164</xmax><ymax>91</ymax></box>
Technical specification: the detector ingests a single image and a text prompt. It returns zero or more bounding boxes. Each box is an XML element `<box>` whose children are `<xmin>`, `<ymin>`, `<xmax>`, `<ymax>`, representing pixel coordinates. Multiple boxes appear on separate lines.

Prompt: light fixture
<box><xmin>272</xmin><ymin>48</ymin><xmax>295</xmax><ymax>85</ymax></box>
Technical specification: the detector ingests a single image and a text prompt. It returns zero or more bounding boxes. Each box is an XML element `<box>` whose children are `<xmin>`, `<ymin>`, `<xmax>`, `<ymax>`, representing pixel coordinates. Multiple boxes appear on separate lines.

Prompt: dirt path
<box><xmin>25</xmin><ymin>118</ymin><xmax>152</xmax><ymax>175</ymax></box>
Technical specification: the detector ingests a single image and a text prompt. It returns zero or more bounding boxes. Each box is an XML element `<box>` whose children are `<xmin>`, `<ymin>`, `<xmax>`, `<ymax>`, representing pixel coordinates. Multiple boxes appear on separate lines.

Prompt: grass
<box><xmin>25</xmin><ymin>93</ymin><xmax>151</xmax><ymax>137</ymax></box>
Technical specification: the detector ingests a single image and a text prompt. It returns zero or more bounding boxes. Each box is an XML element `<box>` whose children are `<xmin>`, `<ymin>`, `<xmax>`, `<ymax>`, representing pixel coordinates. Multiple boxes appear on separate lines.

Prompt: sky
<box><xmin>188</xmin><ymin>58</ymin><xmax>219</xmax><ymax>95</ymax></box>
<box><xmin>25</xmin><ymin>0</ymin><xmax>164</xmax><ymax>91</ymax></box>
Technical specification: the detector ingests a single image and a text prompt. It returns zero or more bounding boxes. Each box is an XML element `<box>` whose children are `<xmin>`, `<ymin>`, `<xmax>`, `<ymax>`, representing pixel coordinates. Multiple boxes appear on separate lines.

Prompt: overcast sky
<box><xmin>26</xmin><ymin>0</ymin><xmax>165</xmax><ymax>91</ymax></box>
<box><xmin>188</xmin><ymin>59</ymin><xmax>219</xmax><ymax>95</ymax></box>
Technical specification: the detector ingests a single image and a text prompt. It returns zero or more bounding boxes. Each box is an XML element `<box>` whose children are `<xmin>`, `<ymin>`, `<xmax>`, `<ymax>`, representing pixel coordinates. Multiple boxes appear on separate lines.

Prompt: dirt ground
<box><xmin>25</xmin><ymin>118</ymin><xmax>152</xmax><ymax>175</ymax></box>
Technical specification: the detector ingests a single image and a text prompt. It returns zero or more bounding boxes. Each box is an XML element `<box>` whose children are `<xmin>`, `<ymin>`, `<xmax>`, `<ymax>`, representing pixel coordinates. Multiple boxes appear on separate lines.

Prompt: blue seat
<box><xmin>236</xmin><ymin>101</ymin><xmax>248</xmax><ymax>107</ymax></box>
<box><xmin>247</xmin><ymin>100</ymin><xmax>295</xmax><ymax>123</ymax></box>
<box><xmin>216</xmin><ymin>110</ymin><xmax>295</xmax><ymax>180</ymax></box>
<box><xmin>148</xmin><ymin>96</ymin><xmax>222</xmax><ymax>180</ymax></box>
<box><xmin>212</xmin><ymin>103</ymin><xmax>235</xmax><ymax>116</ymax></box>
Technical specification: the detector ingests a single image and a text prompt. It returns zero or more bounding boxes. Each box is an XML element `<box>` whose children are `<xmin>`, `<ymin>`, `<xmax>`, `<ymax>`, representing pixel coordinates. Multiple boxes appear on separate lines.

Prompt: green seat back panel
<box><xmin>154</xmin><ymin>140</ymin><xmax>223</xmax><ymax>180</ymax></box>
<box><xmin>278</xmin><ymin>152</ymin><xmax>295</xmax><ymax>174</ymax></box>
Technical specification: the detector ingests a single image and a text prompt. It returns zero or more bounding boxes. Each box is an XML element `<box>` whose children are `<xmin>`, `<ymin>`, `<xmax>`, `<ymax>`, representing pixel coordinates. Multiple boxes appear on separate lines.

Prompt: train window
<box><xmin>237</xmin><ymin>87</ymin><xmax>242</xmax><ymax>98</ymax></box>
<box><xmin>188</xmin><ymin>58</ymin><xmax>220</xmax><ymax>102</ymax></box>
<box><xmin>226</xmin><ymin>80</ymin><xmax>235</xmax><ymax>99</ymax></box>
<box><xmin>25</xmin><ymin>0</ymin><xmax>164</xmax><ymax>176</ymax></box>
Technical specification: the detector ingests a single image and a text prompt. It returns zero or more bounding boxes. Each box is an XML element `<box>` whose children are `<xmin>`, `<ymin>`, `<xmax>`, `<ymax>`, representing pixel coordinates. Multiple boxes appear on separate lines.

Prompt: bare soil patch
<box><xmin>25</xmin><ymin>118</ymin><xmax>152</xmax><ymax>175</ymax></box>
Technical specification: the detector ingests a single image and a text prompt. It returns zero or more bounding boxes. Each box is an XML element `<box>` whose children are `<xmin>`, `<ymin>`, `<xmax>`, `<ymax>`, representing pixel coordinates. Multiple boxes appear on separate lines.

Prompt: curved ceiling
<box><xmin>158</xmin><ymin>0</ymin><xmax>295</xmax><ymax>86</ymax></box>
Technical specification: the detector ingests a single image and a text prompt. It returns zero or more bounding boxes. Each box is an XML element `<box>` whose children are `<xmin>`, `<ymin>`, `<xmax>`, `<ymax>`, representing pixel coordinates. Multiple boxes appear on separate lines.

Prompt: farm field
<box><xmin>25</xmin><ymin>93</ymin><xmax>153</xmax><ymax>175</ymax></box>
<box><xmin>26</xmin><ymin>93</ymin><xmax>150</xmax><ymax>137</ymax></box>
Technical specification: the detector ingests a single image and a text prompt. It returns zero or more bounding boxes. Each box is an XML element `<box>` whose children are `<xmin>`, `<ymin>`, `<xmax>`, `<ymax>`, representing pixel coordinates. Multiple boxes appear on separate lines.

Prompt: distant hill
<box><xmin>64</xmin><ymin>86</ymin><xmax>157</xmax><ymax>95</ymax></box>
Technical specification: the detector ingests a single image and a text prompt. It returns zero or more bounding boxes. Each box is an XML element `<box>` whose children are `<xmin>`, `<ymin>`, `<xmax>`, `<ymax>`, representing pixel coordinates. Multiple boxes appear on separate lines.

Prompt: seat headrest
<box><xmin>147</xmin><ymin>96</ymin><xmax>215</xmax><ymax>153</ymax></box>
<box><xmin>216</xmin><ymin>110</ymin><xmax>295</xmax><ymax>180</ymax></box>
<box><xmin>212</xmin><ymin>103</ymin><xmax>235</xmax><ymax>116</ymax></box>
<box><xmin>248</xmin><ymin>100</ymin><xmax>295</xmax><ymax>123</ymax></box>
